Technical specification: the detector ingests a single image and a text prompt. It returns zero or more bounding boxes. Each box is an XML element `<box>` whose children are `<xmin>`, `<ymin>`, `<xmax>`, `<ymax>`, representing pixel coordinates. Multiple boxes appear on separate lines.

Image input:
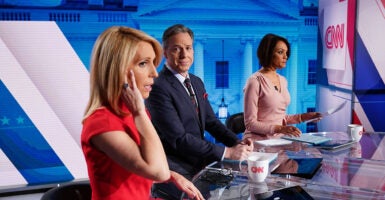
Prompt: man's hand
<box><xmin>225</xmin><ymin>138</ymin><xmax>253</xmax><ymax>161</ymax></box>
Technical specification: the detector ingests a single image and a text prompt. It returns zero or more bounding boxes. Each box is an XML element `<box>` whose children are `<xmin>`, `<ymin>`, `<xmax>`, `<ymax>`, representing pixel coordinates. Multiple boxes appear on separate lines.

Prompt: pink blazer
<box><xmin>243</xmin><ymin>71</ymin><xmax>301</xmax><ymax>140</ymax></box>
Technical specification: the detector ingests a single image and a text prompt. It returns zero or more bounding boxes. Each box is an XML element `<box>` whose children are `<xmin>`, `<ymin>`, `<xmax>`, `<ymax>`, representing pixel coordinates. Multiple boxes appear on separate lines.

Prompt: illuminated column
<box><xmin>193</xmin><ymin>39</ymin><xmax>205</xmax><ymax>81</ymax></box>
<box><xmin>287</xmin><ymin>38</ymin><xmax>298</xmax><ymax>115</ymax></box>
<box><xmin>241</xmin><ymin>38</ymin><xmax>254</xmax><ymax>109</ymax></box>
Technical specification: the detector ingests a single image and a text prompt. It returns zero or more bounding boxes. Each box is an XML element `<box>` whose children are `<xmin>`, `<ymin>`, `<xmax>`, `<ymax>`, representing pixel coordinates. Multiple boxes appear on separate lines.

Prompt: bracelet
<box><xmin>299</xmin><ymin>114</ymin><xmax>302</xmax><ymax>123</ymax></box>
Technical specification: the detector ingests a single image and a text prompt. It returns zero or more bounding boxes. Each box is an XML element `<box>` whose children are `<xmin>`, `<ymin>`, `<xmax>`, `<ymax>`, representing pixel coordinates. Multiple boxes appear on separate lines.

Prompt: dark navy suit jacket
<box><xmin>146</xmin><ymin>67</ymin><xmax>239</xmax><ymax>177</ymax></box>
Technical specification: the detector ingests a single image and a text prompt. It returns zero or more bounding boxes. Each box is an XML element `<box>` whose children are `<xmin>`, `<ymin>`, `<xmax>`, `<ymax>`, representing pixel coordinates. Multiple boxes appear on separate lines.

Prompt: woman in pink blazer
<box><xmin>243</xmin><ymin>33</ymin><xmax>322</xmax><ymax>141</ymax></box>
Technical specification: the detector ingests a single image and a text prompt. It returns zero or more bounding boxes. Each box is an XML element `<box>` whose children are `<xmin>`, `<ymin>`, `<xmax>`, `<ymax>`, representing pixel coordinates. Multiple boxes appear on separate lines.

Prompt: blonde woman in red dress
<box><xmin>81</xmin><ymin>26</ymin><xmax>203</xmax><ymax>200</ymax></box>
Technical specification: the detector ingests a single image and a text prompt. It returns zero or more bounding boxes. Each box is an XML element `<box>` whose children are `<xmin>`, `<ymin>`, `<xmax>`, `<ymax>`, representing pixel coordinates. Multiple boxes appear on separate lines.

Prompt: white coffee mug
<box><xmin>347</xmin><ymin>124</ymin><xmax>363</xmax><ymax>141</ymax></box>
<box><xmin>240</xmin><ymin>153</ymin><xmax>269</xmax><ymax>182</ymax></box>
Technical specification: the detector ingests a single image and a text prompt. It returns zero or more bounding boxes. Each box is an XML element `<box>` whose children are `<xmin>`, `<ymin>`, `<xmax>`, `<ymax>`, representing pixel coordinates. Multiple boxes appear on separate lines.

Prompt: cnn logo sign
<box><xmin>325</xmin><ymin>23</ymin><xmax>345</xmax><ymax>49</ymax></box>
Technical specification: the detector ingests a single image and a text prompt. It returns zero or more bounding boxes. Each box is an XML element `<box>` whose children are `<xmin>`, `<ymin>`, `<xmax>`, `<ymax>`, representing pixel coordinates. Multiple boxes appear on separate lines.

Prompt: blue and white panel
<box><xmin>354</xmin><ymin>0</ymin><xmax>385</xmax><ymax>131</ymax></box>
<box><xmin>0</xmin><ymin>21</ymin><xmax>89</xmax><ymax>189</ymax></box>
<box><xmin>317</xmin><ymin>0</ymin><xmax>356</xmax><ymax>132</ymax></box>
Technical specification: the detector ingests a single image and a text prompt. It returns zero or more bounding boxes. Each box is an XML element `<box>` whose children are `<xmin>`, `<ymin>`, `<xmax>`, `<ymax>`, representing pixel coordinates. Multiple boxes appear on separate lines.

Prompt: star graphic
<box><xmin>16</xmin><ymin>116</ymin><xmax>25</xmax><ymax>124</ymax></box>
<box><xmin>1</xmin><ymin>116</ymin><xmax>10</xmax><ymax>125</ymax></box>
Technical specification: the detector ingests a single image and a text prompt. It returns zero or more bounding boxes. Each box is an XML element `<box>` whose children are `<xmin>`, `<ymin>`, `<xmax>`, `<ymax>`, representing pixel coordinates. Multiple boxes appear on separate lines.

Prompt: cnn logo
<box><xmin>251</xmin><ymin>166</ymin><xmax>264</xmax><ymax>173</ymax></box>
<box><xmin>325</xmin><ymin>23</ymin><xmax>345</xmax><ymax>49</ymax></box>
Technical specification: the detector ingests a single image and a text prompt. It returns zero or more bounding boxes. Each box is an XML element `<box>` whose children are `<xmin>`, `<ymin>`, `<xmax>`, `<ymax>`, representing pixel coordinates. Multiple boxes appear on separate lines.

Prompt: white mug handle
<box><xmin>239</xmin><ymin>159</ymin><xmax>246</xmax><ymax>172</ymax></box>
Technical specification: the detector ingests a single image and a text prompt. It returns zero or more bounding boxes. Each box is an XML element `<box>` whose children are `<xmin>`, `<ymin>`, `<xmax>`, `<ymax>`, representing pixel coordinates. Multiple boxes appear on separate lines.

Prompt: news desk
<box><xmin>181</xmin><ymin>132</ymin><xmax>385</xmax><ymax>199</ymax></box>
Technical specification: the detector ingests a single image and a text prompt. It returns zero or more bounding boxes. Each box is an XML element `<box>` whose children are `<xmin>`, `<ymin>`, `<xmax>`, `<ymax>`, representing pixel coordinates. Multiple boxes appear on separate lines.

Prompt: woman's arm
<box><xmin>91</xmin><ymin>70</ymin><xmax>170</xmax><ymax>181</ymax></box>
<box><xmin>285</xmin><ymin>112</ymin><xmax>322</xmax><ymax>124</ymax></box>
<box><xmin>168</xmin><ymin>171</ymin><xmax>204</xmax><ymax>200</ymax></box>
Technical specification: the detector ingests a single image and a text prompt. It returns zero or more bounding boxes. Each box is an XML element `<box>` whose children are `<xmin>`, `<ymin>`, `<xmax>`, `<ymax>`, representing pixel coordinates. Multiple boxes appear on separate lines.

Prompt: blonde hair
<box><xmin>83</xmin><ymin>26</ymin><xmax>162</xmax><ymax>121</ymax></box>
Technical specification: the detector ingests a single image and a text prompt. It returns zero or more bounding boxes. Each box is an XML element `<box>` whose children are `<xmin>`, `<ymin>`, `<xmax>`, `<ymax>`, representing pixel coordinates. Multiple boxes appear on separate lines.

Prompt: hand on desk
<box><xmin>224</xmin><ymin>138</ymin><xmax>254</xmax><ymax>161</ymax></box>
<box><xmin>275</xmin><ymin>125</ymin><xmax>301</xmax><ymax>137</ymax></box>
<box><xmin>169</xmin><ymin>171</ymin><xmax>204</xmax><ymax>200</ymax></box>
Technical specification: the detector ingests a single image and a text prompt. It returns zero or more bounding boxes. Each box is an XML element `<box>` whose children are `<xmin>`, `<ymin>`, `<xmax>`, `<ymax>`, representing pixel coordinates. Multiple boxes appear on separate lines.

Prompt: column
<box><xmin>240</xmin><ymin>38</ymin><xmax>254</xmax><ymax>110</ymax></box>
<box><xmin>193</xmin><ymin>39</ymin><xmax>205</xmax><ymax>81</ymax></box>
<box><xmin>287</xmin><ymin>38</ymin><xmax>298</xmax><ymax>115</ymax></box>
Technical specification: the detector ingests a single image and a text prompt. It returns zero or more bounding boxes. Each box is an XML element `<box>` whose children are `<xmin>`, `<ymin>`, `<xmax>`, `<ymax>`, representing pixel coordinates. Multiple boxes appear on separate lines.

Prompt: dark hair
<box><xmin>162</xmin><ymin>24</ymin><xmax>194</xmax><ymax>49</ymax></box>
<box><xmin>257</xmin><ymin>33</ymin><xmax>290</xmax><ymax>68</ymax></box>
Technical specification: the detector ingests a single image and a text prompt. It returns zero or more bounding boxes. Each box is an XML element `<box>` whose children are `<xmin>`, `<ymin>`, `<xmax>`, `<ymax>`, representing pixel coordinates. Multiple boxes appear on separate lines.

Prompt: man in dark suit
<box><xmin>146</xmin><ymin>24</ymin><xmax>253</xmax><ymax>199</ymax></box>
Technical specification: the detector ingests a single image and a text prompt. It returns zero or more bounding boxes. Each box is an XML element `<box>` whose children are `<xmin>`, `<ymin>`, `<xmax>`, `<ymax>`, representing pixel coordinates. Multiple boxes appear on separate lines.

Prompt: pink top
<box><xmin>243</xmin><ymin>71</ymin><xmax>301</xmax><ymax>139</ymax></box>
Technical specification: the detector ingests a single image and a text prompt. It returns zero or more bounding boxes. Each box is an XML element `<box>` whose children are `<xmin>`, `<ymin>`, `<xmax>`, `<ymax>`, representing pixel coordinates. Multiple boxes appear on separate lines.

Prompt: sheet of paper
<box><xmin>255</xmin><ymin>139</ymin><xmax>293</xmax><ymax>146</ymax></box>
<box><xmin>305</xmin><ymin>101</ymin><xmax>347</xmax><ymax>123</ymax></box>
<box><xmin>322</xmin><ymin>101</ymin><xmax>347</xmax><ymax>116</ymax></box>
